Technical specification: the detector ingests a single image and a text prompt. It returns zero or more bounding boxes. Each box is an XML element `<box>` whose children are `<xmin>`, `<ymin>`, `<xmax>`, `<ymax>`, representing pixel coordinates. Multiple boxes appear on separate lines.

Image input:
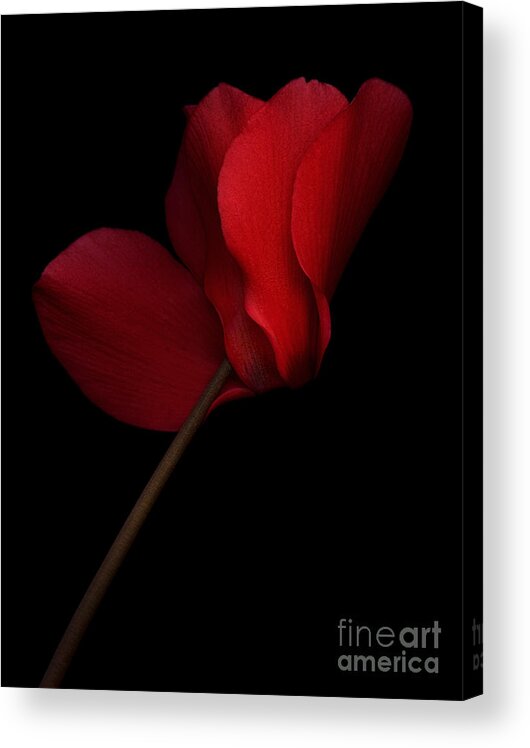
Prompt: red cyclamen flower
<box><xmin>33</xmin><ymin>77</ymin><xmax>412</xmax><ymax>431</ymax></box>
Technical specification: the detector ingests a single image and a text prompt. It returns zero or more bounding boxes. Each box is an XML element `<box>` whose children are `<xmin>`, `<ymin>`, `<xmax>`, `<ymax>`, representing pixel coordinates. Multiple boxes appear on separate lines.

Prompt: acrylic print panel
<box><xmin>1</xmin><ymin>2</ymin><xmax>483</xmax><ymax>699</ymax></box>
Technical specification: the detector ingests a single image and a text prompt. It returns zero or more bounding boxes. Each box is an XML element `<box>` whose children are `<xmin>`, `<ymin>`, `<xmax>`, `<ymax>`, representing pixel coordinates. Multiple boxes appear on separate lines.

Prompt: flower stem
<box><xmin>40</xmin><ymin>359</ymin><xmax>232</xmax><ymax>688</ymax></box>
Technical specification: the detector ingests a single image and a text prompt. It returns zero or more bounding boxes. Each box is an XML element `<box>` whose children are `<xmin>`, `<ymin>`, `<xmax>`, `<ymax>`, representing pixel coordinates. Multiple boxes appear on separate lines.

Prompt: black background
<box><xmin>2</xmin><ymin>3</ymin><xmax>482</xmax><ymax>698</ymax></box>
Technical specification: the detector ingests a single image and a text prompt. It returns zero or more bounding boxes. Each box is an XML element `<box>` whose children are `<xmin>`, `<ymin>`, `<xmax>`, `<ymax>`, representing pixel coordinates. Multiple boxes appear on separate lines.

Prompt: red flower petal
<box><xmin>33</xmin><ymin>229</ymin><xmax>248</xmax><ymax>431</ymax></box>
<box><xmin>292</xmin><ymin>78</ymin><xmax>413</xmax><ymax>300</ymax></box>
<box><xmin>218</xmin><ymin>78</ymin><xmax>348</xmax><ymax>387</ymax></box>
<box><xmin>166</xmin><ymin>84</ymin><xmax>284</xmax><ymax>392</ymax></box>
<box><xmin>167</xmin><ymin>84</ymin><xmax>263</xmax><ymax>285</ymax></box>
